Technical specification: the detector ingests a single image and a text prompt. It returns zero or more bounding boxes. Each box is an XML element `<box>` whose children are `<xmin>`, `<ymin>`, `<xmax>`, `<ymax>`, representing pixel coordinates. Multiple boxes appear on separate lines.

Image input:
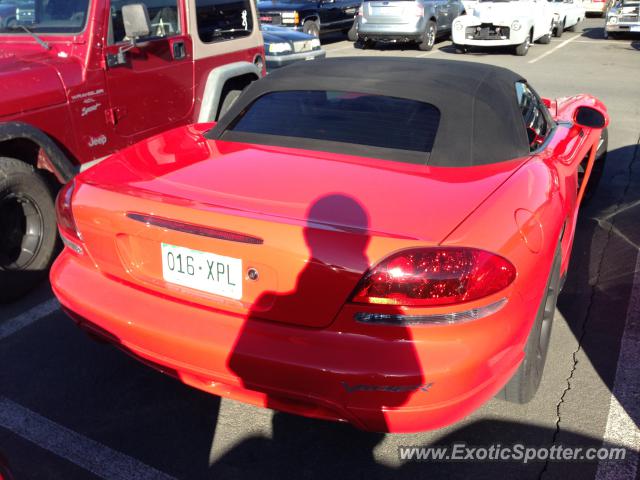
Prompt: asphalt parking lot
<box><xmin>1</xmin><ymin>16</ymin><xmax>639</xmax><ymax>480</ymax></box>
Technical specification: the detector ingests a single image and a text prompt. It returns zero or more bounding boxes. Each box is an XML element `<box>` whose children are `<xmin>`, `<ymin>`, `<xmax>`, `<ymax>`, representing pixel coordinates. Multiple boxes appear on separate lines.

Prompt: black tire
<box><xmin>418</xmin><ymin>20</ymin><xmax>437</xmax><ymax>51</ymax></box>
<box><xmin>580</xmin><ymin>127</ymin><xmax>608</xmax><ymax>204</ymax></box>
<box><xmin>453</xmin><ymin>43</ymin><xmax>467</xmax><ymax>54</ymax></box>
<box><xmin>514</xmin><ymin>32</ymin><xmax>531</xmax><ymax>55</ymax></box>
<box><xmin>218</xmin><ymin>89</ymin><xmax>242</xmax><ymax>119</ymax></box>
<box><xmin>347</xmin><ymin>22</ymin><xmax>358</xmax><ymax>42</ymax></box>
<box><xmin>354</xmin><ymin>37</ymin><xmax>374</xmax><ymax>49</ymax></box>
<box><xmin>302</xmin><ymin>20</ymin><xmax>320</xmax><ymax>37</ymax></box>
<box><xmin>0</xmin><ymin>157</ymin><xmax>58</xmax><ymax>303</ymax></box>
<box><xmin>554</xmin><ymin>19</ymin><xmax>564</xmax><ymax>37</ymax></box>
<box><xmin>538</xmin><ymin>25</ymin><xmax>552</xmax><ymax>44</ymax></box>
<box><xmin>499</xmin><ymin>244</ymin><xmax>562</xmax><ymax>403</ymax></box>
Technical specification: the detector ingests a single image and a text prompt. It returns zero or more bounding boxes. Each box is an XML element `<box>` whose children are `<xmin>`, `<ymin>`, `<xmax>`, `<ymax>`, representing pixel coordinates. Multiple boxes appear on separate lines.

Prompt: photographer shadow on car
<box><xmin>227</xmin><ymin>193</ymin><xmax>425</xmax><ymax>434</ymax></box>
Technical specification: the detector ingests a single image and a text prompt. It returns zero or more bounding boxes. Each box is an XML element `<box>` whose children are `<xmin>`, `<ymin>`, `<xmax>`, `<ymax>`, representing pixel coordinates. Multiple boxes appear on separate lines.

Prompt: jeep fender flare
<box><xmin>197</xmin><ymin>62</ymin><xmax>262</xmax><ymax>123</ymax></box>
<box><xmin>0</xmin><ymin>122</ymin><xmax>76</xmax><ymax>183</ymax></box>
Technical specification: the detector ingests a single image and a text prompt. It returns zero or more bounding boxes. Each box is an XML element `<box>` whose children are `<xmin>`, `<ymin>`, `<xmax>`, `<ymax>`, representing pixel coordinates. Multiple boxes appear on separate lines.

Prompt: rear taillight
<box><xmin>56</xmin><ymin>180</ymin><xmax>83</xmax><ymax>254</ymax></box>
<box><xmin>413</xmin><ymin>3</ymin><xmax>424</xmax><ymax>16</ymax></box>
<box><xmin>351</xmin><ymin>247</ymin><xmax>516</xmax><ymax>307</ymax></box>
<box><xmin>357</xmin><ymin>5</ymin><xmax>363</xmax><ymax>16</ymax></box>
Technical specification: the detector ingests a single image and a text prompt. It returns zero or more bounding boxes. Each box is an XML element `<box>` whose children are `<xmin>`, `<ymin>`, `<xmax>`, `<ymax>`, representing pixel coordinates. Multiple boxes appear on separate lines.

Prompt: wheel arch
<box><xmin>301</xmin><ymin>15</ymin><xmax>320</xmax><ymax>25</ymax></box>
<box><xmin>0</xmin><ymin>122</ymin><xmax>76</xmax><ymax>184</ymax></box>
<box><xmin>197</xmin><ymin>62</ymin><xmax>262</xmax><ymax>123</ymax></box>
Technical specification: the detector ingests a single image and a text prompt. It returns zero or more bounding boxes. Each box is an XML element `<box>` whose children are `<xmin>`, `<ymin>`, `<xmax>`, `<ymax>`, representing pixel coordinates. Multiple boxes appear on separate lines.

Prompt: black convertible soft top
<box><xmin>208</xmin><ymin>57</ymin><xmax>532</xmax><ymax>167</ymax></box>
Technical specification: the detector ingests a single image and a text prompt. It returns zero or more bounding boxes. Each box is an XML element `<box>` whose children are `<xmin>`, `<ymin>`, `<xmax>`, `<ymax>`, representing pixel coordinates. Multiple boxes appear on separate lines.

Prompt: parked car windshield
<box><xmin>0</xmin><ymin>0</ymin><xmax>89</xmax><ymax>34</ymax></box>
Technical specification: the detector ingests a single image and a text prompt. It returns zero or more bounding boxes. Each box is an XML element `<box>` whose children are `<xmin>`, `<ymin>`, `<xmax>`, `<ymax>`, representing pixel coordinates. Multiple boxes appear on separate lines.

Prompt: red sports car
<box><xmin>50</xmin><ymin>58</ymin><xmax>608</xmax><ymax>433</ymax></box>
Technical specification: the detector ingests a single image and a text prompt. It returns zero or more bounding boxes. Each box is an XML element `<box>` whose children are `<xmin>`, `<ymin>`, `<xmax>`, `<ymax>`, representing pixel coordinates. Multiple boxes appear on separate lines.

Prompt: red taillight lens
<box><xmin>56</xmin><ymin>180</ymin><xmax>83</xmax><ymax>252</ymax></box>
<box><xmin>351</xmin><ymin>247</ymin><xmax>516</xmax><ymax>307</ymax></box>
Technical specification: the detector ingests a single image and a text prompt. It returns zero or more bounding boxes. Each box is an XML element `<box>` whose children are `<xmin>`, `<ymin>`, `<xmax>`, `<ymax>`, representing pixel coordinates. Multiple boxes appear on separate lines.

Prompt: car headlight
<box><xmin>310</xmin><ymin>38</ymin><xmax>321</xmax><ymax>49</ymax></box>
<box><xmin>281</xmin><ymin>11</ymin><xmax>299</xmax><ymax>25</ymax></box>
<box><xmin>268</xmin><ymin>42</ymin><xmax>293</xmax><ymax>54</ymax></box>
<box><xmin>511</xmin><ymin>20</ymin><xmax>521</xmax><ymax>31</ymax></box>
<box><xmin>608</xmin><ymin>15</ymin><xmax>618</xmax><ymax>24</ymax></box>
<box><xmin>454</xmin><ymin>21</ymin><xmax>463</xmax><ymax>31</ymax></box>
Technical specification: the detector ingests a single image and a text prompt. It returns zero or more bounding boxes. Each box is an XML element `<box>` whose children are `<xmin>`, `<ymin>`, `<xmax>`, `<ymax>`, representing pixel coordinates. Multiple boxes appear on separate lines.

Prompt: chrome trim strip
<box><xmin>126</xmin><ymin>213</ymin><xmax>264</xmax><ymax>245</ymax></box>
<box><xmin>354</xmin><ymin>298</ymin><xmax>508</xmax><ymax>326</ymax></box>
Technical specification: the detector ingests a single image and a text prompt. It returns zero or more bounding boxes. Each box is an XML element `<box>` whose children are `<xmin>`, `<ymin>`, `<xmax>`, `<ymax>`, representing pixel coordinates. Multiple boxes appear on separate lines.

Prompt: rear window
<box><xmin>226</xmin><ymin>91</ymin><xmax>441</xmax><ymax>156</ymax></box>
<box><xmin>194</xmin><ymin>0</ymin><xmax>253</xmax><ymax>43</ymax></box>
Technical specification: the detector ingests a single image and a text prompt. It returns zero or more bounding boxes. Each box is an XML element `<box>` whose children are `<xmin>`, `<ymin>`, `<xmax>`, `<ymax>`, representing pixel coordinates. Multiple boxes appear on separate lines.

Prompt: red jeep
<box><xmin>0</xmin><ymin>0</ymin><xmax>265</xmax><ymax>301</ymax></box>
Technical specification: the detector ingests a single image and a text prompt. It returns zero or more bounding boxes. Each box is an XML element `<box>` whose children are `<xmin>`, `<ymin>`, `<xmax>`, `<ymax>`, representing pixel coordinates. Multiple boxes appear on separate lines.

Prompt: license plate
<box><xmin>631</xmin><ymin>25</ymin><xmax>640</xmax><ymax>32</ymax></box>
<box><xmin>260</xmin><ymin>16</ymin><xmax>273</xmax><ymax>22</ymax></box>
<box><xmin>161</xmin><ymin>243</ymin><xmax>242</xmax><ymax>300</ymax></box>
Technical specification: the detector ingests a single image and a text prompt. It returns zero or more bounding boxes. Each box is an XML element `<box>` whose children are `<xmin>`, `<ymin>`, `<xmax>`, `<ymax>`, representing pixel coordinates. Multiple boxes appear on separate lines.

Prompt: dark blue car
<box><xmin>262</xmin><ymin>24</ymin><xmax>326</xmax><ymax>71</ymax></box>
<box><xmin>258</xmin><ymin>0</ymin><xmax>359</xmax><ymax>37</ymax></box>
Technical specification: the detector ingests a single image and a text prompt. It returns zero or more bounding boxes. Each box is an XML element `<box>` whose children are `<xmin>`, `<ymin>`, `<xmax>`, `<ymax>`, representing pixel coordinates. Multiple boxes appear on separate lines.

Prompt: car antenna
<box><xmin>20</xmin><ymin>25</ymin><xmax>51</xmax><ymax>51</ymax></box>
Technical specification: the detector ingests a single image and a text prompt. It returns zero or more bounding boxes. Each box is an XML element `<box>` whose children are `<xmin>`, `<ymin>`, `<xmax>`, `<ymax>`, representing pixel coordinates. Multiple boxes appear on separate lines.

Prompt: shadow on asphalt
<box><xmin>205</xmin><ymin>414</ymin><xmax>624</xmax><ymax>479</ymax></box>
<box><xmin>557</xmin><ymin>143</ymin><xmax>640</xmax><ymax>428</ymax></box>
<box><xmin>581</xmin><ymin>27</ymin><xmax>605</xmax><ymax>40</ymax></box>
<box><xmin>437</xmin><ymin>43</ymin><xmax>525</xmax><ymax>56</ymax></box>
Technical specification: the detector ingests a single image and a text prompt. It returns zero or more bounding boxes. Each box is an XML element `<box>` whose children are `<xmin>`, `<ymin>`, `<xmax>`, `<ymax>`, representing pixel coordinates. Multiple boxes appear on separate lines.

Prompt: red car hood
<box><xmin>82</xmin><ymin>125</ymin><xmax>529</xmax><ymax>244</ymax></box>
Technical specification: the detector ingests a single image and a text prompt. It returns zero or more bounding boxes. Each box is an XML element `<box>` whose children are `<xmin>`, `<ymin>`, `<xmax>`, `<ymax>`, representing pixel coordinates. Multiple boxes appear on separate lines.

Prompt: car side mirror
<box><xmin>107</xmin><ymin>4</ymin><xmax>151</xmax><ymax>67</ymax></box>
<box><xmin>122</xmin><ymin>3</ymin><xmax>151</xmax><ymax>40</ymax></box>
<box><xmin>574</xmin><ymin>106</ymin><xmax>607</xmax><ymax>129</ymax></box>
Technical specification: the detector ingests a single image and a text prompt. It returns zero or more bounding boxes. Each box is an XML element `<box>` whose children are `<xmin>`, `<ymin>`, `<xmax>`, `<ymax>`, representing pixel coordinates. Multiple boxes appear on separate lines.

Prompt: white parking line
<box><xmin>595</xmin><ymin>254</ymin><xmax>640</xmax><ymax>480</ymax></box>
<box><xmin>0</xmin><ymin>298</ymin><xmax>59</xmax><ymax>341</ymax></box>
<box><xmin>0</xmin><ymin>396</ymin><xmax>177</xmax><ymax>480</ymax></box>
<box><xmin>573</xmin><ymin>40</ymin><xmax>628</xmax><ymax>44</ymax></box>
<box><xmin>323</xmin><ymin>43</ymin><xmax>355</xmax><ymax>53</ymax></box>
<box><xmin>416</xmin><ymin>50</ymin><xmax>437</xmax><ymax>58</ymax></box>
<box><xmin>528</xmin><ymin>35</ymin><xmax>580</xmax><ymax>64</ymax></box>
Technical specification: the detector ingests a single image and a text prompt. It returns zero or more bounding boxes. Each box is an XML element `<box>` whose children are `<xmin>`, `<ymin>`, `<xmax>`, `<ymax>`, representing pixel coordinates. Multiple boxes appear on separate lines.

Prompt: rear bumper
<box><xmin>51</xmin><ymin>250</ymin><xmax>532</xmax><ymax>433</ymax></box>
<box><xmin>266</xmin><ymin>49</ymin><xmax>326</xmax><ymax>71</ymax></box>
<box><xmin>584</xmin><ymin>4</ymin><xmax>607</xmax><ymax>13</ymax></box>
<box><xmin>605</xmin><ymin>22</ymin><xmax>640</xmax><ymax>32</ymax></box>
<box><xmin>356</xmin><ymin>17</ymin><xmax>426</xmax><ymax>40</ymax></box>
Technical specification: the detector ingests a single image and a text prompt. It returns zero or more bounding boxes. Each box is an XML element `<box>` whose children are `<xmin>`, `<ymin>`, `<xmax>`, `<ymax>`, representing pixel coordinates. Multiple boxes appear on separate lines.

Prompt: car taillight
<box><xmin>351</xmin><ymin>247</ymin><xmax>516</xmax><ymax>307</ymax></box>
<box><xmin>56</xmin><ymin>179</ymin><xmax>83</xmax><ymax>254</ymax></box>
<box><xmin>358</xmin><ymin>5</ymin><xmax>363</xmax><ymax>16</ymax></box>
<box><xmin>413</xmin><ymin>3</ymin><xmax>424</xmax><ymax>16</ymax></box>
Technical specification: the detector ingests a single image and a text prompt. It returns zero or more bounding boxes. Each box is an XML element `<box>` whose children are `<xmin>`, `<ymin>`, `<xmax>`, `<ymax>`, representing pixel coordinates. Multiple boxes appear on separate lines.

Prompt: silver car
<box><xmin>604</xmin><ymin>0</ymin><xmax>640</xmax><ymax>38</ymax></box>
<box><xmin>354</xmin><ymin>0</ymin><xmax>466</xmax><ymax>50</ymax></box>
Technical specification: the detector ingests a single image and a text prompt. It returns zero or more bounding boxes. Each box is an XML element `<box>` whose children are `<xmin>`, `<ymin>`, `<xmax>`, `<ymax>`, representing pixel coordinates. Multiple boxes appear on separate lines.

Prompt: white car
<box><xmin>548</xmin><ymin>0</ymin><xmax>586</xmax><ymax>36</ymax></box>
<box><xmin>452</xmin><ymin>0</ymin><xmax>556</xmax><ymax>55</ymax></box>
<box><xmin>583</xmin><ymin>0</ymin><xmax>609</xmax><ymax>16</ymax></box>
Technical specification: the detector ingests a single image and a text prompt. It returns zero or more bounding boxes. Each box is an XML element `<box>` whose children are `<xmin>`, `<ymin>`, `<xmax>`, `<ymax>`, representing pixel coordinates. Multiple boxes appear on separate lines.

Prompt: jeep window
<box><xmin>109</xmin><ymin>0</ymin><xmax>180</xmax><ymax>43</ymax></box>
<box><xmin>516</xmin><ymin>82</ymin><xmax>552</xmax><ymax>151</ymax></box>
<box><xmin>227</xmin><ymin>90</ymin><xmax>441</xmax><ymax>156</ymax></box>
<box><xmin>0</xmin><ymin>0</ymin><xmax>90</xmax><ymax>34</ymax></box>
<box><xmin>195</xmin><ymin>0</ymin><xmax>253</xmax><ymax>43</ymax></box>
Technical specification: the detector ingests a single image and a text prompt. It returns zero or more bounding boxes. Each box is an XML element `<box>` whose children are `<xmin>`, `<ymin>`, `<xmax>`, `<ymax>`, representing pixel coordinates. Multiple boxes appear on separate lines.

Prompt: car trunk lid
<box><xmin>73</xmin><ymin>127</ymin><xmax>527</xmax><ymax>328</ymax></box>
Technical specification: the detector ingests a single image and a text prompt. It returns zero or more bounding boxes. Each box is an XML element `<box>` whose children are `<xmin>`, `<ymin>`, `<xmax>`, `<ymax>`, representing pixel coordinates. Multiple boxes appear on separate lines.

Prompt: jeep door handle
<box><xmin>171</xmin><ymin>40</ymin><xmax>187</xmax><ymax>60</ymax></box>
